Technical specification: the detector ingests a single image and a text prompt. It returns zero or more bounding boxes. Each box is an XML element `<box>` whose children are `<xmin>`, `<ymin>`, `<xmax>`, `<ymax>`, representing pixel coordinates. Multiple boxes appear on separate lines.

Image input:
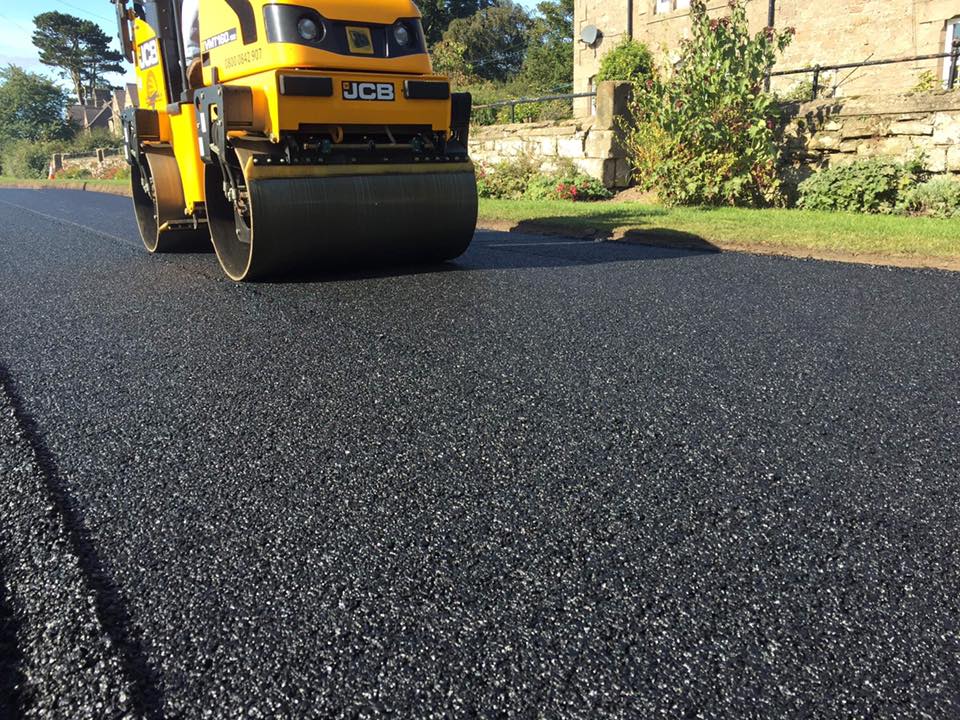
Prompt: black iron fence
<box><xmin>771</xmin><ymin>41</ymin><xmax>960</xmax><ymax>101</ymax></box>
<box><xmin>473</xmin><ymin>41</ymin><xmax>960</xmax><ymax>120</ymax></box>
<box><xmin>474</xmin><ymin>92</ymin><xmax>596</xmax><ymax>123</ymax></box>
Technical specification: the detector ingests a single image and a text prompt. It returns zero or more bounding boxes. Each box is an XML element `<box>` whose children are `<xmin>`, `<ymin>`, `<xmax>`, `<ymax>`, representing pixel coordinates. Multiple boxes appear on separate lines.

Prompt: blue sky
<box><xmin>0</xmin><ymin>1</ymin><xmax>542</xmax><ymax>91</ymax></box>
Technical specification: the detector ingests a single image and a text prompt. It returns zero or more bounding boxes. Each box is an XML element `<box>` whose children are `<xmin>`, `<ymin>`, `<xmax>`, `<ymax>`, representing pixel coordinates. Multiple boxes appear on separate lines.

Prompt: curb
<box><xmin>0</xmin><ymin>180</ymin><xmax>132</xmax><ymax>197</ymax></box>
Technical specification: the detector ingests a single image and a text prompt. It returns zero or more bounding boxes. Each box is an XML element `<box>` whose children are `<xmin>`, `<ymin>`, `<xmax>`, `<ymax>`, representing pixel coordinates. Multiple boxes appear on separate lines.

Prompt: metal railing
<box><xmin>771</xmin><ymin>41</ymin><xmax>960</xmax><ymax>101</ymax></box>
<box><xmin>474</xmin><ymin>91</ymin><xmax>596</xmax><ymax>123</ymax></box>
<box><xmin>472</xmin><ymin>41</ymin><xmax>960</xmax><ymax>119</ymax></box>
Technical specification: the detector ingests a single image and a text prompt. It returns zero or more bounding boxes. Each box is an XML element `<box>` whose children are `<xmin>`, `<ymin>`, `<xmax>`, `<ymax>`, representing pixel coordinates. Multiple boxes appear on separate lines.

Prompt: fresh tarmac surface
<box><xmin>0</xmin><ymin>187</ymin><xmax>958</xmax><ymax>718</ymax></box>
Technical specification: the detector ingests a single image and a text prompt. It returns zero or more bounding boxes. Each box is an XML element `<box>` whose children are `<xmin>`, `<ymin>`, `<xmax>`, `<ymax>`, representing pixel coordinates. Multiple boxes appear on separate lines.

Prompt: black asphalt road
<box><xmin>1</xmin><ymin>187</ymin><xmax>959</xmax><ymax>718</ymax></box>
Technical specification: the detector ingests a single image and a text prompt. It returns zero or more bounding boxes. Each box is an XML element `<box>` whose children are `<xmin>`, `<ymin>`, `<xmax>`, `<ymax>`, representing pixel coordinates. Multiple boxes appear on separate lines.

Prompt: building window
<box><xmin>945</xmin><ymin>18</ymin><xmax>960</xmax><ymax>87</ymax></box>
<box><xmin>655</xmin><ymin>0</ymin><xmax>690</xmax><ymax>14</ymax></box>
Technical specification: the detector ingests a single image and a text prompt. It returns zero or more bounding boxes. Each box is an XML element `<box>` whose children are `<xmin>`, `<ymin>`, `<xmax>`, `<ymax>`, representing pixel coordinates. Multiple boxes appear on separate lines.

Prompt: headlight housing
<box><xmin>393</xmin><ymin>22</ymin><xmax>411</xmax><ymax>47</ymax></box>
<box><xmin>297</xmin><ymin>16</ymin><xmax>322</xmax><ymax>42</ymax></box>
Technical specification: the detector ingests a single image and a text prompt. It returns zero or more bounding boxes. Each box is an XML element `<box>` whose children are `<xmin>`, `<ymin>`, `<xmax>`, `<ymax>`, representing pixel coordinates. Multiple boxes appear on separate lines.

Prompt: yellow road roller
<box><xmin>113</xmin><ymin>0</ymin><xmax>477</xmax><ymax>280</ymax></box>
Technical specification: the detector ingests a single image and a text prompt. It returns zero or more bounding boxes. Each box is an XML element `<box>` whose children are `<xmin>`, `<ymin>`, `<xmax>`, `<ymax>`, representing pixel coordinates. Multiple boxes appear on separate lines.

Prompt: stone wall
<box><xmin>574</xmin><ymin>0</ymin><xmax>960</xmax><ymax>117</ymax></box>
<box><xmin>780</xmin><ymin>91</ymin><xmax>960</xmax><ymax>185</ymax></box>
<box><xmin>51</xmin><ymin>149</ymin><xmax>126</xmax><ymax>180</ymax></box>
<box><xmin>469</xmin><ymin>82</ymin><xmax>632</xmax><ymax>189</ymax></box>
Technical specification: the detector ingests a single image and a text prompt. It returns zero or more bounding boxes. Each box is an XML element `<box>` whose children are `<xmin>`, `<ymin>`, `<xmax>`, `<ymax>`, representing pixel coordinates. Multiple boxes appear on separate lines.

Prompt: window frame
<box><xmin>944</xmin><ymin>17</ymin><xmax>960</xmax><ymax>87</ymax></box>
<box><xmin>654</xmin><ymin>0</ymin><xmax>690</xmax><ymax>16</ymax></box>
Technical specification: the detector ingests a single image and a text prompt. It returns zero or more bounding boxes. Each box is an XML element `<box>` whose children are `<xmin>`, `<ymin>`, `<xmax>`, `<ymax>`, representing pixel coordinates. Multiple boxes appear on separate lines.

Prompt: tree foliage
<box><xmin>0</xmin><ymin>65</ymin><xmax>71</xmax><ymax>144</ymax></box>
<box><xmin>516</xmin><ymin>0</ymin><xmax>573</xmax><ymax>93</ymax></box>
<box><xmin>32</xmin><ymin>11</ymin><xmax>123</xmax><ymax>106</ymax></box>
<box><xmin>442</xmin><ymin>1</ymin><xmax>532</xmax><ymax>82</ymax></box>
<box><xmin>419</xmin><ymin>0</ymin><xmax>496</xmax><ymax>45</ymax></box>
<box><xmin>596</xmin><ymin>39</ymin><xmax>653</xmax><ymax>84</ymax></box>
<box><xmin>623</xmin><ymin>0</ymin><xmax>793</xmax><ymax>206</ymax></box>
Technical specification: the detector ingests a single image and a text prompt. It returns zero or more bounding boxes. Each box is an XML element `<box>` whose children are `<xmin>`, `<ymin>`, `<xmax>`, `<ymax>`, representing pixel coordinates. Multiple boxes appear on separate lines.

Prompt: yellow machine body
<box><xmin>118</xmin><ymin>0</ymin><xmax>477</xmax><ymax>280</ymax></box>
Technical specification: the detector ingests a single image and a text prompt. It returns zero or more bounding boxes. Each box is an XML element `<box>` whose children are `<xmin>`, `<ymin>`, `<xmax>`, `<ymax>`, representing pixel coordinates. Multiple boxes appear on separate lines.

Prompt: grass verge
<box><xmin>478</xmin><ymin>198</ymin><xmax>960</xmax><ymax>270</ymax></box>
<box><xmin>0</xmin><ymin>177</ymin><xmax>129</xmax><ymax>195</ymax></box>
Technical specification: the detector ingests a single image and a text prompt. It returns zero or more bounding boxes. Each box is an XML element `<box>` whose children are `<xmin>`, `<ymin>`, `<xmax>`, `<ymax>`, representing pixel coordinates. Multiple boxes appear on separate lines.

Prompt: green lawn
<box><xmin>478</xmin><ymin>199</ymin><xmax>960</xmax><ymax>262</ymax></box>
<box><xmin>0</xmin><ymin>176</ymin><xmax>128</xmax><ymax>188</ymax></box>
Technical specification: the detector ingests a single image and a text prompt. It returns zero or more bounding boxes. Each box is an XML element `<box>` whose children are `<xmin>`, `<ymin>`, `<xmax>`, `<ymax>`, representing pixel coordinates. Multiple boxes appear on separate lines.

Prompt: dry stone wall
<box><xmin>780</xmin><ymin>91</ymin><xmax>960</xmax><ymax>184</ymax></box>
<box><xmin>468</xmin><ymin>82</ymin><xmax>633</xmax><ymax>189</ymax></box>
<box><xmin>51</xmin><ymin>149</ymin><xmax>125</xmax><ymax>180</ymax></box>
<box><xmin>471</xmin><ymin>86</ymin><xmax>960</xmax><ymax>192</ymax></box>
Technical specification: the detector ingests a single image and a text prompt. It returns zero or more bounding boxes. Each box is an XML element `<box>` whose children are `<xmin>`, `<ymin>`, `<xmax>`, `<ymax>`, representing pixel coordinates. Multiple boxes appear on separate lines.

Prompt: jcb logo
<box><xmin>138</xmin><ymin>39</ymin><xmax>159</xmax><ymax>70</ymax></box>
<box><xmin>342</xmin><ymin>82</ymin><xmax>395</xmax><ymax>101</ymax></box>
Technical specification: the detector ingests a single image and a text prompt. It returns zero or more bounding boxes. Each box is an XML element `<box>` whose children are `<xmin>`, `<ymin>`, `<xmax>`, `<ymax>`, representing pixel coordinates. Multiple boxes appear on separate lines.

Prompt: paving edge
<box><xmin>477</xmin><ymin>219</ymin><xmax>960</xmax><ymax>273</ymax></box>
<box><xmin>0</xmin><ymin>180</ymin><xmax>132</xmax><ymax>197</ymax></box>
<box><xmin>0</xmin><ymin>366</ymin><xmax>149</xmax><ymax>718</ymax></box>
<box><xmin>2</xmin><ymin>182</ymin><xmax>954</xmax><ymax>273</ymax></box>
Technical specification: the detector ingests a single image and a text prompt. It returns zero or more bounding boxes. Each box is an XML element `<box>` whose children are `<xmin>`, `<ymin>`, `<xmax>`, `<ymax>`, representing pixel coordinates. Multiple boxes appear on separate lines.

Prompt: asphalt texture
<box><xmin>0</xmin><ymin>187</ymin><xmax>958</xmax><ymax>718</ymax></box>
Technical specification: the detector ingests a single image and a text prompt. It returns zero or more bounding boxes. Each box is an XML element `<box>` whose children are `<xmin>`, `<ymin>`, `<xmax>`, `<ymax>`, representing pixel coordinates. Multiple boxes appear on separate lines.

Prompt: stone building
<box><xmin>66</xmin><ymin>85</ymin><xmax>139</xmax><ymax>135</ymax></box>
<box><xmin>573</xmin><ymin>0</ymin><xmax>960</xmax><ymax>115</ymax></box>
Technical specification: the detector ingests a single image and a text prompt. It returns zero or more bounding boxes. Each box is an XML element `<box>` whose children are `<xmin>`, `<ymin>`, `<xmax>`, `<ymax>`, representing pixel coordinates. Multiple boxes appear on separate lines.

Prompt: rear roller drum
<box><xmin>130</xmin><ymin>149</ymin><xmax>209</xmax><ymax>254</ymax></box>
<box><xmin>204</xmin><ymin>148</ymin><xmax>478</xmax><ymax>282</ymax></box>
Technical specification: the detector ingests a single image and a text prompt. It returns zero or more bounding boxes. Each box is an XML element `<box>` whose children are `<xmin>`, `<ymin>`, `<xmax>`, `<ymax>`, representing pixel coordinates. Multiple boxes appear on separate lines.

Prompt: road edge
<box><xmin>0</xmin><ymin>366</ymin><xmax>152</xmax><ymax>718</ymax></box>
<box><xmin>2</xmin><ymin>181</ymin><xmax>956</xmax><ymax>272</ymax></box>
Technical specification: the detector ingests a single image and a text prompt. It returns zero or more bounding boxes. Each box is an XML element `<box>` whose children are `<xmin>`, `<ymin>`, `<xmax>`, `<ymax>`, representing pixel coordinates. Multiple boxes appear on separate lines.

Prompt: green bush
<box><xmin>462</xmin><ymin>79</ymin><xmax>574</xmax><ymax>126</ymax></box>
<box><xmin>62</xmin><ymin>128</ymin><xmax>120</xmax><ymax>153</ymax></box>
<box><xmin>58</xmin><ymin>165</ymin><xmax>94</xmax><ymax>179</ymax></box>
<box><xmin>524</xmin><ymin>168</ymin><xmax>612</xmax><ymax>201</ymax></box>
<box><xmin>477</xmin><ymin>156</ymin><xmax>612</xmax><ymax>201</ymax></box>
<box><xmin>774</xmin><ymin>80</ymin><xmax>814</xmax><ymax>103</ymax></box>
<box><xmin>623</xmin><ymin>0</ymin><xmax>793</xmax><ymax>206</ymax></box>
<box><xmin>797</xmin><ymin>158</ymin><xmax>924</xmax><ymax>214</ymax></box>
<box><xmin>596</xmin><ymin>39</ymin><xmax>653</xmax><ymax>84</ymax></box>
<box><xmin>897</xmin><ymin>177</ymin><xmax>960</xmax><ymax>218</ymax></box>
<box><xmin>476</xmin><ymin>155</ymin><xmax>540</xmax><ymax>199</ymax></box>
<box><xmin>0</xmin><ymin>139</ymin><xmax>54</xmax><ymax>178</ymax></box>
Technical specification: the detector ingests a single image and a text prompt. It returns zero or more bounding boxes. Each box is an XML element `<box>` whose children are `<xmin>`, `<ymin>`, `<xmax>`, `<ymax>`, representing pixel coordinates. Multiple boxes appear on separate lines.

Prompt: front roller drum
<box><xmin>204</xmin><ymin>160</ymin><xmax>478</xmax><ymax>281</ymax></box>
<box><xmin>130</xmin><ymin>148</ymin><xmax>209</xmax><ymax>254</ymax></box>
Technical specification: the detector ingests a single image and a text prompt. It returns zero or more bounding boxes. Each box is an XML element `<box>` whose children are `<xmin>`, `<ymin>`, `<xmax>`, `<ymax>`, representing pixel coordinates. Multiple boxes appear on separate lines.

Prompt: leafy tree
<box><xmin>419</xmin><ymin>0</ymin><xmax>495</xmax><ymax>45</ymax></box>
<box><xmin>419</xmin><ymin>0</ymin><xmax>451</xmax><ymax>45</ymax></box>
<box><xmin>32</xmin><ymin>11</ymin><xmax>123</xmax><ymax>106</ymax></box>
<box><xmin>442</xmin><ymin>1</ymin><xmax>532</xmax><ymax>82</ymax></box>
<box><xmin>623</xmin><ymin>0</ymin><xmax>793</xmax><ymax>206</ymax></box>
<box><xmin>431</xmin><ymin>39</ymin><xmax>475</xmax><ymax>83</ymax></box>
<box><xmin>516</xmin><ymin>0</ymin><xmax>573</xmax><ymax>93</ymax></box>
<box><xmin>596</xmin><ymin>39</ymin><xmax>653</xmax><ymax>84</ymax></box>
<box><xmin>0</xmin><ymin>65</ymin><xmax>72</xmax><ymax>144</ymax></box>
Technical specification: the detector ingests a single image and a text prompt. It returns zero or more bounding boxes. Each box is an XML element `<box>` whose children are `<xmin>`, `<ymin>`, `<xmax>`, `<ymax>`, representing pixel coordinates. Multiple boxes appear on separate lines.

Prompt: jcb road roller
<box><xmin>113</xmin><ymin>0</ymin><xmax>477</xmax><ymax>280</ymax></box>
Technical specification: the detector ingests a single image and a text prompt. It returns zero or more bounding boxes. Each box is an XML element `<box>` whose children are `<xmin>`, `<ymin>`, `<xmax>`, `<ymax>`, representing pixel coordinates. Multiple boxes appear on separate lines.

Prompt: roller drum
<box><xmin>206</xmin><ymin>160</ymin><xmax>477</xmax><ymax>281</ymax></box>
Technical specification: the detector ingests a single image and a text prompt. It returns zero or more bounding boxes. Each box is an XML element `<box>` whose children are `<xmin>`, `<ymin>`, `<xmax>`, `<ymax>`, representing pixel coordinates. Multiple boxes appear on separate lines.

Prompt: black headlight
<box><xmin>393</xmin><ymin>22</ymin><xmax>411</xmax><ymax>47</ymax></box>
<box><xmin>297</xmin><ymin>17</ymin><xmax>322</xmax><ymax>42</ymax></box>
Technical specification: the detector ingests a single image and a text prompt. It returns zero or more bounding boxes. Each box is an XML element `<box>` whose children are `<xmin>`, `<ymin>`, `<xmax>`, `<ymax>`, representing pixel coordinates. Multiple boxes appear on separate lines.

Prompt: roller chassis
<box><xmin>116</xmin><ymin>0</ymin><xmax>477</xmax><ymax>281</ymax></box>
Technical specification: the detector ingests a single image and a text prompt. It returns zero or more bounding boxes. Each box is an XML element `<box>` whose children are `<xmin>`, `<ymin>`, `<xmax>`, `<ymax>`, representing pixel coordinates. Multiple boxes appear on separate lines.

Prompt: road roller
<box><xmin>113</xmin><ymin>0</ymin><xmax>477</xmax><ymax>280</ymax></box>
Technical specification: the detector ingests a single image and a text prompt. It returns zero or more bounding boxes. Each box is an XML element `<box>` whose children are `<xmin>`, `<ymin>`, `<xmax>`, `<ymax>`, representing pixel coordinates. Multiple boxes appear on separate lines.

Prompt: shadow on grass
<box><xmin>505</xmin><ymin>209</ymin><xmax>721</xmax><ymax>255</ymax></box>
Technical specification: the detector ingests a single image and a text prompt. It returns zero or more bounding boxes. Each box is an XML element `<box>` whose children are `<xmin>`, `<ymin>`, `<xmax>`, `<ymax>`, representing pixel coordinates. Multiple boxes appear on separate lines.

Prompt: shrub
<box><xmin>59</xmin><ymin>165</ymin><xmax>94</xmax><ymax>179</ymax></box>
<box><xmin>62</xmin><ymin>128</ymin><xmax>120</xmax><ymax>153</ymax></box>
<box><xmin>797</xmin><ymin>158</ymin><xmax>924</xmax><ymax>214</ymax></box>
<box><xmin>774</xmin><ymin>80</ymin><xmax>814</xmax><ymax>103</ymax></box>
<box><xmin>0</xmin><ymin>139</ymin><xmax>54</xmax><ymax>178</ymax></box>
<box><xmin>622</xmin><ymin>0</ymin><xmax>793</xmax><ymax>206</ymax></box>
<box><xmin>461</xmin><ymin>79</ymin><xmax>574</xmax><ymax>126</ymax></box>
<box><xmin>596</xmin><ymin>39</ymin><xmax>654</xmax><ymax>85</ymax></box>
<box><xmin>897</xmin><ymin>177</ymin><xmax>960</xmax><ymax>218</ymax></box>
<box><xmin>912</xmin><ymin>71</ymin><xmax>937</xmax><ymax>94</ymax></box>
<box><xmin>524</xmin><ymin>168</ymin><xmax>612</xmax><ymax>201</ymax></box>
<box><xmin>476</xmin><ymin>155</ymin><xmax>541</xmax><ymax>198</ymax></box>
<box><xmin>477</xmin><ymin>156</ymin><xmax>612</xmax><ymax>201</ymax></box>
